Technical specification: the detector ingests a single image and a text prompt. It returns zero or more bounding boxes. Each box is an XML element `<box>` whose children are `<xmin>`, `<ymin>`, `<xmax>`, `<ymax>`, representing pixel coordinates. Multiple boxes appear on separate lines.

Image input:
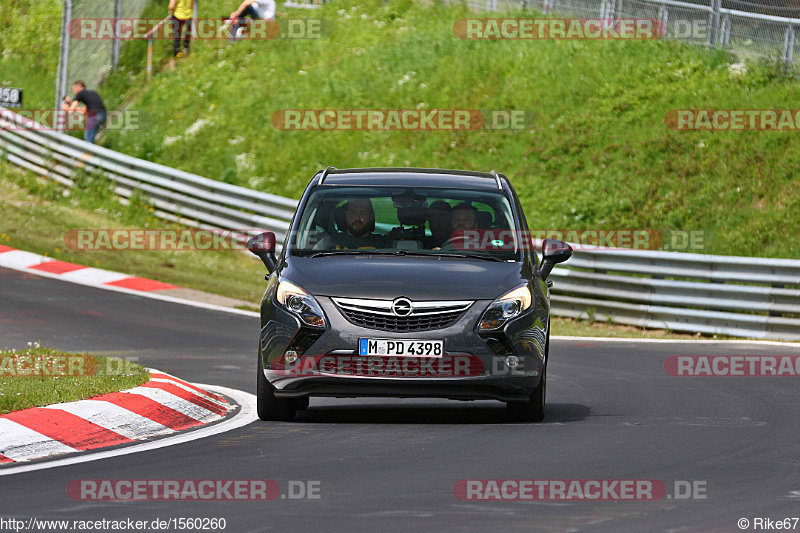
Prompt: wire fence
<box><xmin>452</xmin><ymin>0</ymin><xmax>800</xmax><ymax>65</ymax></box>
<box><xmin>55</xmin><ymin>0</ymin><xmax>151</xmax><ymax>111</ymax></box>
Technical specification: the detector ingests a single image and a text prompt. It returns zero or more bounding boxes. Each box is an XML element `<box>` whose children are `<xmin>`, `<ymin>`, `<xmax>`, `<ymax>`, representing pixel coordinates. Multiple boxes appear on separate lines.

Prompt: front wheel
<box><xmin>257</xmin><ymin>355</ymin><xmax>297</xmax><ymax>421</ymax></box>
<box><xmin>506</xmin><ymin>367</ymin><xmax>546</xmax><ymax>422</ymax></box>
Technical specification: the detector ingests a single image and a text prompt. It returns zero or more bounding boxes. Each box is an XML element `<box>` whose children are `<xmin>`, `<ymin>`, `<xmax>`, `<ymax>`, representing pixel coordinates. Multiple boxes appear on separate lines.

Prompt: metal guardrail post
<box><xmin>147</xmin><ymin>37</ymin><xmax>154</xmax><ymax>82</ymax></box>
<box><xmin>144</xmin><ymin>17</ymin><xmax>171</xmax><ymax>82</ymax></box>
<box><xmin>112</xmin><ymin>0</ymin><xmax>122</xmax><ymax>71</ymax></box>
<box><xmin>657</xmin><ymin>6</ymin><xmax>669</xmax><ymax>38</ymax></box>
<box><xmin>55</xmin><ymin>0</ymin><xmax>73</xmax><ymax>122</ymax></box>
<box><xmin>720</xmin><ymin>14</ymin><xmax>730</xmax><ymax>47</ymax></box>
<box><xmin>192</xmin><ymin>1</ymin><xmax>199</xmax><ymax>38</ymax></box>
<box><xmin>709</xmin><ymin>0</ymin><xmax>721</xmax><ymax>46</ymax></box>
<box><xmin>784</xmin><ymin>24</ymin><xmax>795</xmax><ymax>67</ymax></box>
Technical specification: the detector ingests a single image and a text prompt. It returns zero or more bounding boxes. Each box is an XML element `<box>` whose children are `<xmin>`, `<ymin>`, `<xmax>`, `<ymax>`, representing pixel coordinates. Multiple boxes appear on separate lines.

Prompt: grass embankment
<box><xmin>0</xmin><ymin>345</ymin><xmax>150</xmax><ymax>414</ymax></box>
<box><xmin>97</xmin><ymin>0</ymin><xmax>800</xmax><ymax>258</ymax></box>
<box><xmin>3</xmin><ymin>0</ymin><xmax>799</xmax><ymax>258</ymax></box>
<box><xmin>0</xmin><ymin>161</ymin><xmax>267</xmax><ymax>303</ymax></box>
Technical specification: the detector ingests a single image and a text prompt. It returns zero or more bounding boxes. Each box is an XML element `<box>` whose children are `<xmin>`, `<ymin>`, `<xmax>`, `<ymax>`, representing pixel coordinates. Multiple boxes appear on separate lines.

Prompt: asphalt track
<box><xmin>1</xmin><ymin>266</ymin><xmax>799</xmax><ymax>532</ymax></box>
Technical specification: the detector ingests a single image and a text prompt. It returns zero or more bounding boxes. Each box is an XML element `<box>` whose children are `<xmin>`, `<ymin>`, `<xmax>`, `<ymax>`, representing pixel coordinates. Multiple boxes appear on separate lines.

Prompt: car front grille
<box><xmin>332</xmin><ymin>297</ymin><xmax>473</xmax><ymax>332</ymax></box>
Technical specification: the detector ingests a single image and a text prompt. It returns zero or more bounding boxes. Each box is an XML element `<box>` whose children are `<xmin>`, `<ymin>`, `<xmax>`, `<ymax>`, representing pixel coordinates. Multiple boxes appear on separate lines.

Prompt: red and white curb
<box><xmin>0</xmin><ymin>370</ymin><xmax>234</xmax><ymax>465</ymax></box>
<box><xmin>0</xmin><ymin>244</ymin><xmax>258</xmax><ymax>317</ymax></box>
<box><xmin>0</xmin><ymin>244</ymin><xmax>177</xmax><ymax>292</ymax></box>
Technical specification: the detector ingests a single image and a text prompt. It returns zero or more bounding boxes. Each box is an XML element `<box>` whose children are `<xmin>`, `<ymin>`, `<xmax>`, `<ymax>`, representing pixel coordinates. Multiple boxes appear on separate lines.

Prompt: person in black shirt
<box><xmin>62</xmin><ymin>81</ymin><xmax>107</xmax><ymax>144</ymax></box>
<box><xmin>424</xmin><ymin>200</ymin><xmax>453</xmax><ymax>249</ymax></box>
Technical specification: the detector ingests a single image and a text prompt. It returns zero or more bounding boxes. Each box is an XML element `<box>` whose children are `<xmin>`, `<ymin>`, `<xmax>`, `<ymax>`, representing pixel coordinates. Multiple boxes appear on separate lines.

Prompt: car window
<box><xmin>290</xmin><ymin>186</ymin><xmax>520</xmax><ymax>259</ymax></box>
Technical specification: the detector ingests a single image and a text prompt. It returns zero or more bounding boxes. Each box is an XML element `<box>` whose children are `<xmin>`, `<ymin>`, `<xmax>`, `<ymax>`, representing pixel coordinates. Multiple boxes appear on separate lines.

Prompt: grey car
<box><xmin>247</xmin><ymin>168</ymin><xmax>572</xmax><ymax>422</ymax></box>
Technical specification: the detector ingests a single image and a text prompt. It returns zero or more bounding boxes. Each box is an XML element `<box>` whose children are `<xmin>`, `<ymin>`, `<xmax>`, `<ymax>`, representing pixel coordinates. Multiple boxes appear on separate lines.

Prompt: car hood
<box><xmin>281</xmin><ymin>256</ymin><xmax>528</xmax><ymax>301</ymax></box>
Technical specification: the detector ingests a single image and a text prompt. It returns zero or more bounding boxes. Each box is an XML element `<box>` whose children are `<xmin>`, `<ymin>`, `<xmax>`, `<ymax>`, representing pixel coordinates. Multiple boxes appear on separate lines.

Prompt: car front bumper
<box><xmin>260</xmin><ymin>296</ymin><xmax>548</xmax><ymax>402</ymax></box>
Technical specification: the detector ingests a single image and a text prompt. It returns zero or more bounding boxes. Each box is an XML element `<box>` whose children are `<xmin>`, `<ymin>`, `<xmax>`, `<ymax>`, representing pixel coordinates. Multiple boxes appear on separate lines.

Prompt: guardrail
<box><xmin>0</xmin><ymin>107</ymin><xmax>297</xmax><ymax>245</ymax></box>
<box><xmin>548</xmin><ymin>250</ymin><xmax>800</xmax><ymax>340</ymax></box>
<box><xmin>1</xmin><ymin>106</ymin><xmax>799</xmax><ymax>340</ymax></box>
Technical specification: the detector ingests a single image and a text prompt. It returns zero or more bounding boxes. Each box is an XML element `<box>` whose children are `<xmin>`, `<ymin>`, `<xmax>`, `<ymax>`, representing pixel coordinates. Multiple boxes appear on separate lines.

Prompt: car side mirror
<box><xmin>539</xmin><ymin>238</ymin><xmax>572</xmax><ymax>281</ymax></box>
<box><xmin>247</xmin><ymin>231</ymin><xmax>278</xmax><ymax>272</ymax></box>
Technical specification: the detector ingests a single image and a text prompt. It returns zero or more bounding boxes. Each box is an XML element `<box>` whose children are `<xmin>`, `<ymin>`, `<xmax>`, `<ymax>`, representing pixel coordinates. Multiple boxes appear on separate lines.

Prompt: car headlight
<box><xmin>276</xmin><ymin>279</ymin><xmax>327</xmax><ymax>328</ymax></box>
<box><xmin>477</xmin><ymin>285</ymin><xmax>532</xmax><ymax>331</ymax></box>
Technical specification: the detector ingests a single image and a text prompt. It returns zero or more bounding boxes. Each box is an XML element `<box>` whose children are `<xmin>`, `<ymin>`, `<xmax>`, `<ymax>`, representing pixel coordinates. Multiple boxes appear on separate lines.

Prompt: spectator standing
<box><xmin>61</xmin><ymin>81</ymin><xmax>106</xmax><ymax>144</ymax></box>
<box><xmin>168</xmin><ymin>0</ymin><xmax>194</xmax><ymax>57</ymax></box>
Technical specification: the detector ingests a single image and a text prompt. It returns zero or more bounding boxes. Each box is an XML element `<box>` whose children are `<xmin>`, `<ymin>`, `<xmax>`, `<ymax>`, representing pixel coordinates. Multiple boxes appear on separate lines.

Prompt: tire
<box><xmin>506</xmin><ymin>367</ymin><xmax>546</xmax><ymax>422</ymax></box>
<box><xmin>296</xmin><ymin>397</ymin><xmax>310</xmax><ymax>410</ymax></box>
<box><xmin>257</xmin><ymin>352</ymin><xmax>297</xmax><ymax>421</ymax></box>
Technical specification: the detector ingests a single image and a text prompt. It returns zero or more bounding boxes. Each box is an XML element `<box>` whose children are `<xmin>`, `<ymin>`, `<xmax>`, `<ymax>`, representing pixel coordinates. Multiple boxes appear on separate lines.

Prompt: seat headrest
<box><xmin>397</xmin><ymin>206</ymin><xmax>428</xmax><ymax>226</ymax></box>
<box><xmin>476</xmin><ymin>210</ymin><xmax>493</xmax><ymax>229</ymax></box>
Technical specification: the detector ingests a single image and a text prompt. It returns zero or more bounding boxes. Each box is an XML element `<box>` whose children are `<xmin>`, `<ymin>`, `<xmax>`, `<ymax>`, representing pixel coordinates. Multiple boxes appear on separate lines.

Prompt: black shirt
<box><xmin>74</xmin><ymin>90</ymin><xmax>106</xmax><ymax>115</ymax></box>
<box><xmin>328</xmin><ymin>232</ymin><xmax>390</xmax><ymax>250</ymax></box>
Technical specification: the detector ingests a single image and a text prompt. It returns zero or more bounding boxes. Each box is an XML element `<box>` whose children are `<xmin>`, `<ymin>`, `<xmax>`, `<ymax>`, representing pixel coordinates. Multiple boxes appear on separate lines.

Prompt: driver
<box><xmin>327</xmin><ymin>198</ymin><xmax>390</xmax><ymax>250</ymax></box>
<box><xmin>451</xmin><ymin>203</ymin><xmax>478</xmax><ymax>233</ymax></box>
<box><xmin>435</xmin><ymin>204</ymin><xmax>479</xmax><ymax>250</ymax></box>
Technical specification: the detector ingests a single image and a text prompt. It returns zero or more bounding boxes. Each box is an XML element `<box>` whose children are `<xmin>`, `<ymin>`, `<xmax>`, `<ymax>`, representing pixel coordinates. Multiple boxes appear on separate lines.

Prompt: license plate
<box><xmin>359</xmin><ymin>339</ymin><xmax>444</xmax><ymax>357</ymax></box>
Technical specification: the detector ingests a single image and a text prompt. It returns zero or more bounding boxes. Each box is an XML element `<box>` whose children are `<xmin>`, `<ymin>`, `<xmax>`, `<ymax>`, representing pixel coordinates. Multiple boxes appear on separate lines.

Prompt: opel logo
<box><xmin>391</xmin><ymin>297</ymin><xmax>413</xmax><ymax>317</ymax></box>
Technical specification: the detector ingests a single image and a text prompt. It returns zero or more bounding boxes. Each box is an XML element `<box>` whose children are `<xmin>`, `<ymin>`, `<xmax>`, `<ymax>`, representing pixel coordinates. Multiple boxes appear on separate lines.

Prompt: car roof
<box><xmin>313</xmin><ymin>167</ymin><xmax>507</xmax><ymax>191</ymax></box>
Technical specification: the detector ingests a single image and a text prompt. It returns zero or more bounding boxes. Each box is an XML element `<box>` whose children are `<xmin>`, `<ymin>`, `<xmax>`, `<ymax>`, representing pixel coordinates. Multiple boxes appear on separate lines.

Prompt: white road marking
<box><xmin>148</xmin><ymin>378</ymin><xmax>229</xmax><ymax>408</ymax></box>
<box><xmin>121</xmin><ymin>387</ymin><xmax>224</xmax><ymax>422</ymax></box>
<box><xmin>0</xmin><ymin>384</ymin><xmax>257</xmax><ymax>476</ymax></box>
<box><xmin>0</xmin><ymin>250</ymin><xmax>54</xmax><ymax>269</ymax></box>
<box><xmin>0</xmin><ymin>259</ymin><xmax>259</xmax><ymax>317</ymax></box>
<box><xmin>552</xmin><ymin>336</ymin><xmax>800</xmax><ymax>347</ymax></box>
<box><xmin>59</xmin><ymin>267</ymin><xmax>130</xmax><ymax>285</ymax></box>
<box><xmin>0</xmin><ymin>419</ymin><xmax>79</xmax><ymax>462</ymax></box>
<box><xmin>43</xmin><ymin>400</ymin><xmax>175</xmax><ymax>440</ymax></box>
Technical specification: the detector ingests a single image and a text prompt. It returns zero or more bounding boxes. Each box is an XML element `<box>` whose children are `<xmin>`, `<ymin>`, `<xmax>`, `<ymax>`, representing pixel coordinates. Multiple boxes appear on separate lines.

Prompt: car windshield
<box><xmin>289</xmin><ymin>186</ymin><xmax>521</xmax><ymax>260</ymax></box>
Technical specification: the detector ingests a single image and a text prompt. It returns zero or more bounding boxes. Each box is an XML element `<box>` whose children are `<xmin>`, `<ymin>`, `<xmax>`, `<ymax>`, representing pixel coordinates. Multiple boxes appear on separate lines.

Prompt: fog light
<box><xmin>284</xmin><ymin>350</ymin><xmax>299</xmax><ymax>364</ymax></box>
<box><xmin>505</xmin><ymin>355</ymin><xmax>519</xmax><ymax>368</ymax></box>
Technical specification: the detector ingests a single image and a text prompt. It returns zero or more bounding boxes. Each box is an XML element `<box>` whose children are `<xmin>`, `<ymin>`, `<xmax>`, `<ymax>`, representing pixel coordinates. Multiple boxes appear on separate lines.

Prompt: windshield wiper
<box><xmin>307</xmin><ymin>249</ymin><xmax>506</xmax><ymax>261</ymax></box>
<box><xmin>431</xmin><ymin>252</ymin><xmax>505</xmax><ymax>262</ymax></box>
<box><xmin>307</xmin><ymin>250</ymin><xmax>401</xmax><ymax>258</ymax></box>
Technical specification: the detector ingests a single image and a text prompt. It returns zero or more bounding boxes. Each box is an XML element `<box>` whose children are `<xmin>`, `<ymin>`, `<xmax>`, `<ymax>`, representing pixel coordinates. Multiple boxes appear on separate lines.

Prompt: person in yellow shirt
<box><xmin>168</xmin><ymin>0</ymin><xmax>194</xmax><ymax>57</ymax></box>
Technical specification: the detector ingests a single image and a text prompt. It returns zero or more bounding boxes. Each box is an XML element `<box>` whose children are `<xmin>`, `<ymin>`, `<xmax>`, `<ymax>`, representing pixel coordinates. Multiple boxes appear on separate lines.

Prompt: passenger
<box><xmin>425</xmin><ymin>201</ymin><xmax>452</xmax><ymax>249</ymax></box>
